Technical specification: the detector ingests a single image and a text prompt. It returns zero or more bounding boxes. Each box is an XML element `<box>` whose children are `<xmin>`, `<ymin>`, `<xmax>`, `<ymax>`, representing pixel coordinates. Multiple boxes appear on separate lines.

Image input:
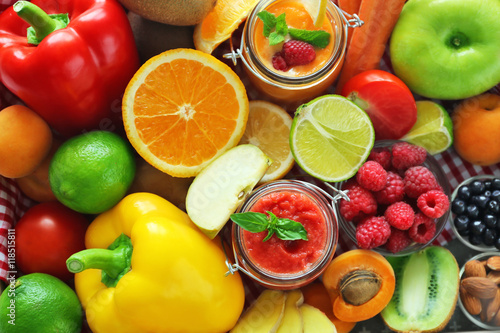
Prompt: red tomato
<box><xmin>15</xmin><ymin>201</ymin><xmax>89</xmax><ymax>281</ymax></box>
<box><xmin>340</xmin><ymin>69</ymin><xmax>418</xmax><ymax>140</ymax></box>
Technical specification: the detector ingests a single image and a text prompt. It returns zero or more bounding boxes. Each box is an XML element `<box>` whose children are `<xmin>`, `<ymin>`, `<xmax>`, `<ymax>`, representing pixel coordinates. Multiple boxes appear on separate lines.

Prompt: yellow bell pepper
<box><xmin>67</xmin><ymin>192</ymin><xmax>245</xmax><ymax>333</ymax></box>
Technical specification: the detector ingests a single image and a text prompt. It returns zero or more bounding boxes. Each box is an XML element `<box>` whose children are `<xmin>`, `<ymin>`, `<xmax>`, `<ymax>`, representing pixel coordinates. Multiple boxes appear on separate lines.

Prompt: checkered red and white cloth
<box><xmin>0</xmin><ymin>177</ymin><xmax>34</xmax><ymax>282</ymax></box>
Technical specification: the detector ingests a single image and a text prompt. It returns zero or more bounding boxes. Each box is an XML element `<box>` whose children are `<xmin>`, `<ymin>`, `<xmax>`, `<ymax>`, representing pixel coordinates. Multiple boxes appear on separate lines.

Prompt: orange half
<box><xmin>122</xmin><ymin>48</ymin><xmax>249</xmax><ymax>178</ymax></box>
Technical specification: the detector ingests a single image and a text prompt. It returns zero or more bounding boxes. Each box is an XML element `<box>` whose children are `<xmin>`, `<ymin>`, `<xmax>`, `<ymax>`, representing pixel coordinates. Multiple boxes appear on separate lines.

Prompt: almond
<box><xmin>486</xmin><ymin>289</ymin><xmax>500</xmax><ymax>322</ymax></box>
<box><xmin>487</xmin><ymin>270</ymin><xmax>500</xmax><ymax>285</ymax></box>
<box><xmin>494</xmin><ymin>309</ymin><xmax>500</xmax><ymax>326</ymax></box>
<box><xmin>461</xmin><ymin>277</ymin><xmax>498</xmax><ymax>299</ymax></box>
<box><xmin>464</xmin><ymin>259</ymin><xmax>487</xmax><ymax>278</ymax></box>
<box><xmin>460</xmin><ymin>285</ymin><xmax>482</xmax><ymax>315</ymax></box>
<box><xmin>487</xmin><ymin>256</ymin><xmax>500</xmax><ymax>271</ymax></box>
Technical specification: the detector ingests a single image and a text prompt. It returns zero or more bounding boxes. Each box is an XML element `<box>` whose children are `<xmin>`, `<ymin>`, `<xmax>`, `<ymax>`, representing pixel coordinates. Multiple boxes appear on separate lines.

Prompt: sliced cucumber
<box><xmin>381</xmin><ymin>246</ymin><xmax>459</xmax><ymax>332</ymax></box>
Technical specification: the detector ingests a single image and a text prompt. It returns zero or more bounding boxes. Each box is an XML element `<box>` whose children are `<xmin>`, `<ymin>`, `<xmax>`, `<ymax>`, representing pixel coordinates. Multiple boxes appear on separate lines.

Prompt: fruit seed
<box><xmin>487</xmin><ymin>271</ymin><xmax>500</xmax><ymax>285</ymax></box>
<box><xmin>487</xmin><ymin>256</ymin><xmax>500</xmax><ymax>271</ymax></box>
<box><xmin>486</xmin><ymin>288</ymin><xmax>500</xmax><ymax>322</ymax></box>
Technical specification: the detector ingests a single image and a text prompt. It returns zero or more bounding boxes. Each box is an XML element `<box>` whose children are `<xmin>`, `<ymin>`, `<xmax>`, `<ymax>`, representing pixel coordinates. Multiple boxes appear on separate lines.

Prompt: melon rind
<box><xmin>381</xmin><ymin>246</ymin><xmax>459</xmax><ymax>332</ymax></box>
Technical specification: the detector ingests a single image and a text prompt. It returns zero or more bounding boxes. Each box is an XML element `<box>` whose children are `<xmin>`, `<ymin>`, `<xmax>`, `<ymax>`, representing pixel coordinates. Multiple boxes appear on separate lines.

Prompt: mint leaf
<box><xmin>230</xmin><ymin>212</ymin><xmax>269</xmax><ymax>233</ymax></box>
<box><xmin>269</xmin><ymin>31</ymin><xmax>285</xmax><ymax>45</ymax></box>
<box><xmin>275</xmin><ymin>13</ymin><xmax>288</xmax><ymax>36</ymax></box>
<box><xmin>257</xmin><ymin>10</ymin><xmax>277</xmax><ymax>37</ymax></box>
<box><xmin>230</xmin><ymin>211</ymin><xmax>308</xmax><ymax>242</ymax></box>
<box><xmin>289</xmin><ymin>28</ymin><xmax>331</xmax><ymax>48</ymax></box>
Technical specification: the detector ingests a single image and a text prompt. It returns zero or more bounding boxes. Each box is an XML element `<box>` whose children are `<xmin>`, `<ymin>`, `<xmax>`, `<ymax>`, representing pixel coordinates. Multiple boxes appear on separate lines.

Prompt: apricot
<box><xmin>15</xmin><ymin>139</ymin><xmax>61</xmax><ymax>202</ymax></box>
<box><xmin>301</xmin><ymin>281</ymin><xmax>356</xmax><ymax>333</ymax></box>
<box><xmin>452</xmin><ymin>93</ymin><xmax>500</xmax><ymax>166</ymax></box>
<box><xmin>0</xmin><ymin>105</ymin><xmax>53</xmax><ymax>178</ymax></box>
<box><xmin>322</xmin><ymin>249</ymin><xmax>396</xmax><ymax>323</ymax></box>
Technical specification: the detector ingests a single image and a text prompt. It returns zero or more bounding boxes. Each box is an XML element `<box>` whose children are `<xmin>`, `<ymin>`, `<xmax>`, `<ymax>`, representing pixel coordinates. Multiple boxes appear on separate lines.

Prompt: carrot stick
<box><xmin>338</xmin><ymin>0</ymin><xmax>362</xmax><ymax>48</ymax></box>
<box><xmin>335</xmin><ymin>0</ymin><xmax>406</xmax><ymax>93</ymax></box>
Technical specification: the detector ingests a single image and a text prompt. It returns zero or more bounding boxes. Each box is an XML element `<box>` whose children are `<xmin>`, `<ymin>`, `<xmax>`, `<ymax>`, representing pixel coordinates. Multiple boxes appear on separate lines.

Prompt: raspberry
<box><xmin>356</xmin><ymin>161</ymin><xmax>388</xmax><ymax>191</ymax></box>
<box><xmin>373</xmin><ymin>171</ymin><xmax>405</xmax><ymax>205</ymax></box>
<box><xmin>339</xmin><ymin>182</ymin><xmax>377</xmax><ymax>222</ymax></box>
<box><xmin>417</xmin><ymin>190</ymin><xmax>450</xmax><ymax>218</ymax></box>
<box><xmin>384</xmin><ymin>201</ymin><xmax>415</xmax><ymax>230</ymax></box>
<box><xmin>385</xmin><ymin>228</ymin><xmax>412</xmax><ymax>254</ymax></box>
<box><xmin>391</xmin><ymin>142</ymin><xmax>427</xmax><ymax>170</ymax></box>
<box><xmin>282</xmin><ymin>40</ymin><xmax>316</xmax><ymax>67</ymax></box>
<box><xmin>272</xmin><ymin>52</ymin><xmax>288</xmax><ymax>71</ymax></box>
<box><xmin>408</xmin><ymin>212</ymin><xmax>436</xmax><ymax>244</ymax></box>
<box><xmin>356</xmin><ymin>216</ymin><xmax>391</xmax><ymax>249</ymax></box>
<box><xmin>403</xmin><ymin>166</ymin><xmax>439</xmax><ymax>198</ymax></box>
<box><xmin>368</xmin><ymin>148</ymin><xmax>392</xmax><ymax>170</ymax></box>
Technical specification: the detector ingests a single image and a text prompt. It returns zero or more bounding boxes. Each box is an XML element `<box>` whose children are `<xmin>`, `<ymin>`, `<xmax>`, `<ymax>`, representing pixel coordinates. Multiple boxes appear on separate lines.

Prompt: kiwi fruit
<box><xmin>381</xmin><ymin>246</ymin><xmax>459</xmax><ymax>332</ymax></box>
<box><xmin>118</xmin><ymin>0</ymin><xmax>217</xmax><ymax>26</ymax></box>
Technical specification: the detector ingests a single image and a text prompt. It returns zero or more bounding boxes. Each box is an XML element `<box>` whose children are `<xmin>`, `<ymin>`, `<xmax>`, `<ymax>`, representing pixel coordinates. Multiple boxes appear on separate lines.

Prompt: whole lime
<box><xmin>49</xmin><ymin>131</ymin><xmax>136</xmax><ymax>214</ymax></box>
<box><xmin>0</xmin><ymin>273</ymin><xmax>82</xmax><ymax>333</ymax></box>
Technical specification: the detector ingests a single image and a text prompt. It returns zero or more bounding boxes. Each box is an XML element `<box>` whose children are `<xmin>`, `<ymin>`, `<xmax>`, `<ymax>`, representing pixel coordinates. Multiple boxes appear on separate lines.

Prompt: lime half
<box><xmin>402</xmin><ymin>100</ymin><xmax>453</xmax><ymax>155</ymax></box>
<box><xmin>290</xmin><ymin>95</ymin><xmax>375</xmax><ymax>182</ymax></box>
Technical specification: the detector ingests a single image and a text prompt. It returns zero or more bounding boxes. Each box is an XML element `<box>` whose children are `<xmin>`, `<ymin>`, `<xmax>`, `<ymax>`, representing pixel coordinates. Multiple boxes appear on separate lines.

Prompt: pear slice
<box><xmin>276</xmin><ymin>289</ymin><xmax>304</xmax><ymax>333</ymax></box>
<box><xmin>231</xmin><ymin>289</ymin><xmax>287</xmax><ymax>333</ymax></box>
<box><xmin>186</xmin><ymin>144</ymin><xmax>272</xmax><ymax>239</ymax></box>
<box><xmin>300</xmin><ymin>304</ymin><xmax>337</xmax><ymax>333</ymax></box>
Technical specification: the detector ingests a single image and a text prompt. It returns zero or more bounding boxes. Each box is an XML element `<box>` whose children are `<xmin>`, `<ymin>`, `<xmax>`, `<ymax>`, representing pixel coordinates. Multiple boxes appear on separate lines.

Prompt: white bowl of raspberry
<box><xmin>449</xmin><ymin>175</ymin><xmax>500</xmax><ymax>252</ymax></box>
<box><xmin>333</xmin><ymin>140</ymin><xmax>451</xmax><ymax>256</ymax></box>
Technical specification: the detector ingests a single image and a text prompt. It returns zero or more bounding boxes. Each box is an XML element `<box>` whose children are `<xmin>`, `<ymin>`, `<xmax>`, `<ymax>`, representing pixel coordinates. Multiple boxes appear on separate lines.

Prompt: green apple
<box><xmin>186</xmin><ymin>144</ymin><xmax>271</xmax><ymax>239</ymax></box>
<box><xmin>390</xmin><ymin>0</ymin><xmax>500</xmax><ymax>100</ymax></box>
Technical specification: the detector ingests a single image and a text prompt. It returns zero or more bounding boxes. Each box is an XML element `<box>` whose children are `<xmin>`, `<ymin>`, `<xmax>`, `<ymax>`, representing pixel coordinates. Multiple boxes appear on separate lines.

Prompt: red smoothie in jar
<box><xmin>242</xmin><ymin>191</ymin><xmax>327</xmax><ymax>275</ymax></box>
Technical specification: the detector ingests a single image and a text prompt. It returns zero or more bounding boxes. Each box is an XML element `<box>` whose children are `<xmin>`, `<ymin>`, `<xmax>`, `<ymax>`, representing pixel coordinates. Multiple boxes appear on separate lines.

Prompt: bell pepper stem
<box><xmin>66</xmin><ymin>233</ymin><xmax>133</xmax><ymax>288</ymax></box>
<box><xmin>67</xmin><ymin>248</ymin><xmax>128</xmax><ymax>278</ymax></box>
<box><xmin>13</xmin><ymin>1</ymin><xmax>69</xmax><ymax>45</ymax></box>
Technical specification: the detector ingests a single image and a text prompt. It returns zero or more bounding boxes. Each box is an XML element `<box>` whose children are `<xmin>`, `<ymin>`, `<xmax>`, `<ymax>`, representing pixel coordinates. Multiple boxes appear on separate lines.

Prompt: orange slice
<box><xmin>194</xmin><ymin>0</ymin><xmax>260</xmax><ymax>54</ymax></box>
<box><xmin>239</xmin><ymin>100</ymin><xmax>294</xmax><ymax>183</ymax></box>
<box><xmin>122</xmin><ymin>48</ymin><xmax>249</xmax><ymax>178</ymax></box>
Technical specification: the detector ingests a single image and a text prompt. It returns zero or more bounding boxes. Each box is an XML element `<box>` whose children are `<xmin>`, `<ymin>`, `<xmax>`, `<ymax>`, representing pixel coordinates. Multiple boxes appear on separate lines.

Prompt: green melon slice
<box><xmin>381</xmin><ymin>246</ymin><xmax>459</xmax><ymax>332</ymax></box>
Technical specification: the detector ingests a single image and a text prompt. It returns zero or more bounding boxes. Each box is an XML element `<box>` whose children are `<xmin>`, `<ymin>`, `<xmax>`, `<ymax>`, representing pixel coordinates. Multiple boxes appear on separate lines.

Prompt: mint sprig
<box><xmin>230</xmin><ymin>211</ymin><xmax>308</xmax><ymax>242</ymax></box>
<box><xmin>257</xmin><ymin>10</ymin><xmax>330</xmax><ymax>48</ymax></box>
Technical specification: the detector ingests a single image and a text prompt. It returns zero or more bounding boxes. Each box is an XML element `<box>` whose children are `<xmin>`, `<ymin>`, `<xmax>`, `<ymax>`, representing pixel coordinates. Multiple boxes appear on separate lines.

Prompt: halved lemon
<box><xmin>239</xmin><ymin>100</ymin><xmax>295</xmax><ymax>183</ymax></box>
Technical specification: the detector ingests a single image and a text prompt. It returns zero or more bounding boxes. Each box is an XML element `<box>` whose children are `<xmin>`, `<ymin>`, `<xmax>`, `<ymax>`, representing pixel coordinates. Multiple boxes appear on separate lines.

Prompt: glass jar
<box><xmin>226</xmin><ymin>0</ymin><xmax>361</xmax><ymax>106</ymax></box>
<box><xmin>231</xmin><ymin>179</ymin><xmax>338</xmax><ymax>289</ymax></box>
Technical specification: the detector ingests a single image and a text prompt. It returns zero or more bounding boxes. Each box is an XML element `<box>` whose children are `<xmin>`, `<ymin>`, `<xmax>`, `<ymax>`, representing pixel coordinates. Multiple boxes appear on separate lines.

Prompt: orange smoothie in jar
<box><xmin>239</xmin><ymin>0</ymin><xmax>348</xmax><ymax>106</ymax></box>
<box><xmin>253</xmin><ymin>0</ymin><xmax>335</xmax><ymax>77</ymax></box>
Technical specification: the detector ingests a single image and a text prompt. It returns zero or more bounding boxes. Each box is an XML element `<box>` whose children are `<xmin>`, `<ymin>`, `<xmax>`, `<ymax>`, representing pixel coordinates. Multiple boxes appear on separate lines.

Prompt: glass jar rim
<box><xmin>231</xmin><ymin>179</ymin><xmax>338</xmax><ymax>288</ymax></box>
<box><xmin>242</xmin><ymin>0</ymin><xmax>348</xmax><ymax>85</ymax></box>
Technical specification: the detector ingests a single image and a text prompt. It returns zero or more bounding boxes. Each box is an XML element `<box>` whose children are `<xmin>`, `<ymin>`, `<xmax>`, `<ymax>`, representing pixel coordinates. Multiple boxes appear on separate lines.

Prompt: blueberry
<box><xmin>454</xmin><ymin>215</ymin><xmax>470</xmax><ymax>231</ymax></box>
<box><xmin>486</xmin><ymin>200</ymin><xmax>500</xmax><ymax>215</ymax></box>
<box><xmin>491</xmin><ymin>190</ymin><xmax>500</xmax><ymax>202</ymax></box>
<box><xmin>483</xmin><ymin>228</ymin><xmax>498</xmax><ymax>246</ymax></box>
<box><xmin>484</xmin><ymin>214</ymin><xmax>498</xmax><ymax>229</ymax></box>
<box><xmin>470</xmin><ymin>180</ymin><xmax>486</xmax><ymax>195</ymax></box>
<box><xmin>484</xmin><ymin>180</ymin><xmax>492</xmax><ymax>190</ymax></box>
<box><xmin>484</xmin><ymin>190</ymin><xmax>492</xmax><ymax>198</ymax></box>
<box><xmin>469</xmin><ymin>233</ymin><xmax>483</xmax><ymax>246</ymax></box>
<box><xmin>451</xmin><ymin>199</ymin><xmax>466</xmax><ymax>215</ymax></box>
<box><xmin>470</xmin><ymin>220</ymin><xmax>486</xmax><ymax>236</ymax></box>
<box><xmin>472</xmin><ymin>195</ymin><xmax>490</xmax><ymax>209</ymax></box>
<box><xmin>496</xmin><ymin>238</ymin><xmax>500</xmax><ymax>251</ymax></box>
<box><xmin>492</xmin><ymin>178</ymin><xmax>500</xmax><ymax>190</ymax></box>
<box><xmin>457</xmin><ymin>185</ymin><xmax>471</xmax><ymax>201</ymax></box>
<box><xmin>466</xmin><ymin>204</ymin><xmax>481</xmax><ymax>220</ymax></box>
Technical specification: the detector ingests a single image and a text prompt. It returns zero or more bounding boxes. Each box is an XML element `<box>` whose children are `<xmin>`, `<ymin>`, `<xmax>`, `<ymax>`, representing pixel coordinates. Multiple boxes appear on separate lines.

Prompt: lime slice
<box><xmin>401</xmin><ymin>100</ymin><xmax>453</xmax><ymax>155</ymax></box>
<box><xmin>290</xmin><ymin>95</ymin><xmax>375</xmax><ymax>182</ymax></box>
<box><xmin>302</xmin><ymin>0</ymin><xmax>328</xmax><ymax>27</ymax></box>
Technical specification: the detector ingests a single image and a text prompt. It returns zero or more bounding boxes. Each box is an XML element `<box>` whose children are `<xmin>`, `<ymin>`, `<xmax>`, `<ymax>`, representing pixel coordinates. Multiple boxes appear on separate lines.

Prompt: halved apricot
<box><xmin>322</xmin><ymin>249</ymin><xmax>395</xmax><ymax>322</ymax></box>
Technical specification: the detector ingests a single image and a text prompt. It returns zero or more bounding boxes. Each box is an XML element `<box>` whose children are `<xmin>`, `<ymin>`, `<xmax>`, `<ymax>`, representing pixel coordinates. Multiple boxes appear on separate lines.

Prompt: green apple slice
<box><xmin>186</xmin><ymin>144</ymin><xmax>272</xmax><ymax>239</ymax></box>
<box><xmin>289</xmin><ymin>94</ymin><xmax>375</xmax><ymax>182</ymax></box>
<box><xmin>402</xmin><ymin>100</ymin><xmax>453</xmax><ymax>155</ymax></box>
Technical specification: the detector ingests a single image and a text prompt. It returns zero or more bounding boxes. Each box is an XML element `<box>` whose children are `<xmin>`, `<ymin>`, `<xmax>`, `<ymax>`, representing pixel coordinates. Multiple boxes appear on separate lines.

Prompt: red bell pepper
<box><xmin>0</xmin><ymin>0</ymin><xmax>140</xmax><ymax>137</ymax></box>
